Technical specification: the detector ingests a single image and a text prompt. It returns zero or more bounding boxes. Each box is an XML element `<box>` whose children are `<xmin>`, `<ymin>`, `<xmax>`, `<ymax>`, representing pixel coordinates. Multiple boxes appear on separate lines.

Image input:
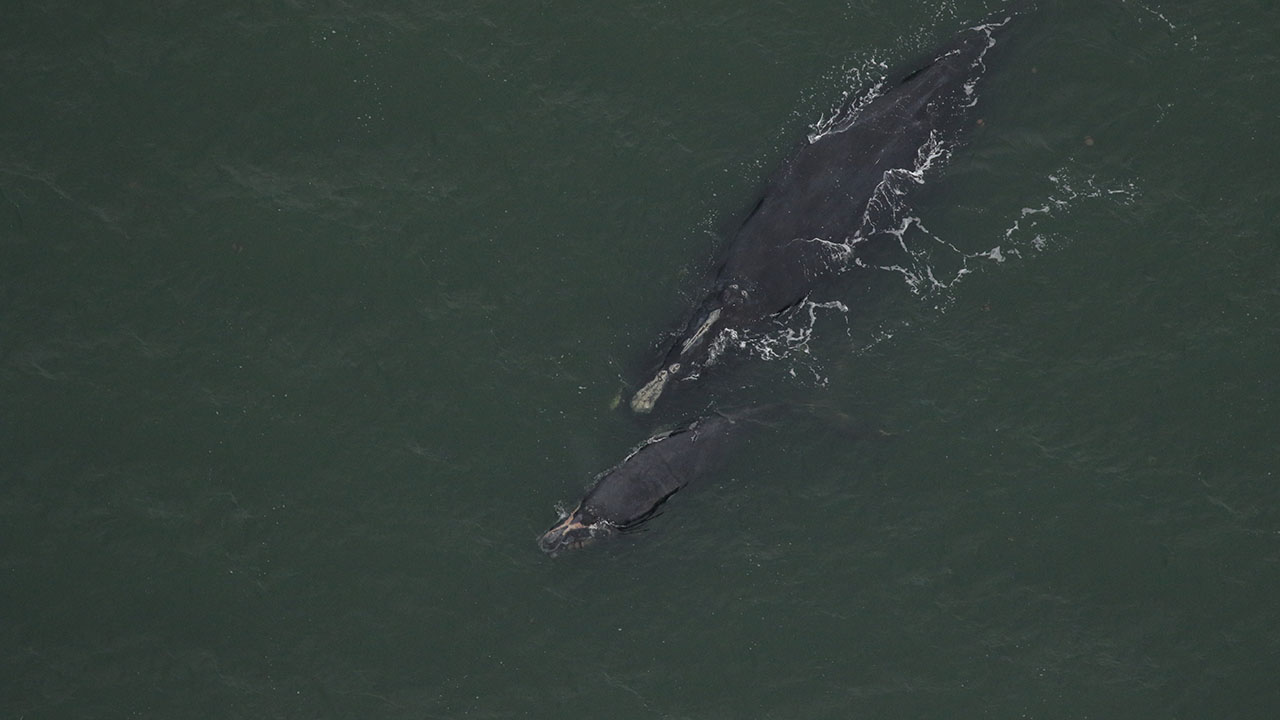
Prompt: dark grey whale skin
<box><xmin>539</xmin><ymin>410</ymin><xmax>764</xmax><ymax>555</ymax></box>
<box><xmin>631</xmin><ymin>13</ymin><xmax>1020</xmax><ymax>413</ymax></box>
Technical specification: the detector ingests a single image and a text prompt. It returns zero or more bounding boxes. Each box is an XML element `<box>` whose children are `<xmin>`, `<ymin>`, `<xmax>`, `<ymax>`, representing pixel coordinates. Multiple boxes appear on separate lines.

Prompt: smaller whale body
<box><xmin>631</xmin><ymin>13</ymin><xmax>1020</xmax><ymax>413</ymax></box>
<box><xmin>539</xmin><ymin>409</ymin><xmax>764</xmax><ymax>556</ymax></box>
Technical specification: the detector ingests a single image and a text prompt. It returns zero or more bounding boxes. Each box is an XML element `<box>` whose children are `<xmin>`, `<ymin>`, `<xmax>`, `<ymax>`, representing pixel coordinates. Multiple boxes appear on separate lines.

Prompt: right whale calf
<box><xmin>539</xmin><ymin>408</ymin><xmax>765</xmax><ymax>556</ymax></box>
<box><xmin>631</xmin><ymin>13</ymin><xmax>1021</xmax><ymax>413</ymax></box>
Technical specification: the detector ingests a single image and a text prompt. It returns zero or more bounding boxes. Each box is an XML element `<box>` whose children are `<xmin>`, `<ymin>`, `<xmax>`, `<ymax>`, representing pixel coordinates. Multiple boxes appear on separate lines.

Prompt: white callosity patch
<box><xmin>630</xmin><ymin>363</ymin><xmax>680</xmax><ymax>413</ymax></box>
<box><xmin>680</xmin><ymin>308</ymin><xmax>722</xmax><ymax>354</ymax></box>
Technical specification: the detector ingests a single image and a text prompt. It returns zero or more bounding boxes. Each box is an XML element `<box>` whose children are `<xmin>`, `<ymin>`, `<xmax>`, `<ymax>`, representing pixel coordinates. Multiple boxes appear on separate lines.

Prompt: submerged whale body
<box><xmin>631</xmin><ymin>14</ymin><xmax>1019</xmax><ymax>413</ymax></box>
<box><xmin>538</xmin><ymin>409</ymin><xmax>762</xmax><ymax>555</ymax></box>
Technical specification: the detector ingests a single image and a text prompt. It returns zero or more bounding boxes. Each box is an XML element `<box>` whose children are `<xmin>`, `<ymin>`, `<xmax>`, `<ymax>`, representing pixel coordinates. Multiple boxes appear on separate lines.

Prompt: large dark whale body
<box><xmin>539</xmin><ymin>409</ymin><xmax>762</xmax><ymax>555</ymax></box>
<box><xmin>631</xmin><ymin>15</ymin><xmax>1018</xmax><ymax>413</ymax></box>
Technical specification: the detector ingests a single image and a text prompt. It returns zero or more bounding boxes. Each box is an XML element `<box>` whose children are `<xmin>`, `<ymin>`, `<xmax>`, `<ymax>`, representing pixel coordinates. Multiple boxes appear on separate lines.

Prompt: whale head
<box><xmin>631</xmin><ymin>283</ymin><xmax>751</xmax><ymax>413</ymax></box>
<box><xmin>538</xmin><ymin>503</ymin><xmax>614</xmax><ymax>556</ymax></box>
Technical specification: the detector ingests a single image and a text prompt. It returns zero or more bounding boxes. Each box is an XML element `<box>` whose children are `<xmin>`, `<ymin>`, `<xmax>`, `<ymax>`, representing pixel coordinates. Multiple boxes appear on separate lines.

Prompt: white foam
<box><xmin>699</xmin><ymin>167</ymin><xmax>1140</xmax><ymax>383</ymax></box>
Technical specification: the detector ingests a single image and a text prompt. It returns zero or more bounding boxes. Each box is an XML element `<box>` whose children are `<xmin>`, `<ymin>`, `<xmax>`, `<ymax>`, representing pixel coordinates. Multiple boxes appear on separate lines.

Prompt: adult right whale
<box><xmin>631</xmin><ymin>12</ymin><xmax>1022</xmax><ymax>413</ymax></box>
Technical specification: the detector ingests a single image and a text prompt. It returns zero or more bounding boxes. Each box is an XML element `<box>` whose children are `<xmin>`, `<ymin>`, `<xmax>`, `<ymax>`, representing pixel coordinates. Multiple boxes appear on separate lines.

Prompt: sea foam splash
<box><xmin>699</xmin><ymin>166</ymin><xmax>1141</xmax><ymax>389</ymax></box>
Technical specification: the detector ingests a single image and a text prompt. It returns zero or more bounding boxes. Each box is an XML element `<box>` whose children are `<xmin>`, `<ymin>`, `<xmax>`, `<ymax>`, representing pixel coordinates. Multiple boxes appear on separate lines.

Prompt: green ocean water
<box><xmin>3</xmin><ymin>0</ymin><xmax>1278</xmax><ymax>718</ymax></box>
